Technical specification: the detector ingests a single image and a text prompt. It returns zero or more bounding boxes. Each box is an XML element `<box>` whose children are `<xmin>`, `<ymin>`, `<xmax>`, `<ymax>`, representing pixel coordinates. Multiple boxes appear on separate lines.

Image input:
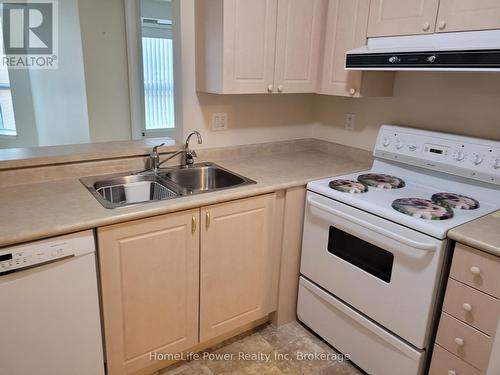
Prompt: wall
<box><xmin>77</xmin><ymin>0</ymin><xmax>313</xmax><ymax>149</ymax></box>
<box><xmin>78</xmin><ymin>0</ymin><xmax>500</xmax><ymax>152</ymax></box>
<box><xmin>30</xmin><ymin>0</ymin><xmax>90</xmax><ymax>147</ymax></box>
<box><xmin>78</xmin><ymin>0</ymin><xmax>132</xmax><ymax>143</ymax></box>
<box><xmin>313</xmin><ymin>72</ymin><xmax>500</xmax><ymax>151</ymax></box>
<box><xmin>177</xmin><ymin>0</ymin><xmax>313</xmax><ymax>149</ymax></box>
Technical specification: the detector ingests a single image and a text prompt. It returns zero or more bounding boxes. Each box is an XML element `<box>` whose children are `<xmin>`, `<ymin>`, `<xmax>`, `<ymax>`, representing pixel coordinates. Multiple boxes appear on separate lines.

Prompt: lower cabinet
<box><xmin>98</xmin><ymin>209</ymin><xmax>200</xmax><ymax>375</ymax></box>
<box><xmin>97</xmin><ymin>194</ymin><xmax>279</xmax><ymax>375</ymax></box>
<box><xmin>200</xmin><ymin>194</ymin><xmax>276</xmax><ymax>341</ymax></box>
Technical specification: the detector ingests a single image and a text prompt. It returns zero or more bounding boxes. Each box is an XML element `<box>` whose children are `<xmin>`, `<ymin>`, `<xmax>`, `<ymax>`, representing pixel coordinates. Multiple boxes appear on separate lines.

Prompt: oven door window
<box><xmin>328</xmin><ymin>226</ymin><xmax>394</xmax><ymax>283</ymax></box>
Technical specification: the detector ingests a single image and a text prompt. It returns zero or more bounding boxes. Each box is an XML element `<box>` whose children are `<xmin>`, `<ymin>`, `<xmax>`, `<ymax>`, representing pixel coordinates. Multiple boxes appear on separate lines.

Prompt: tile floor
<box><xmin>159</xmin><ymin>321</ymin><xmax>364</xmax><ymax>375</ymax></box>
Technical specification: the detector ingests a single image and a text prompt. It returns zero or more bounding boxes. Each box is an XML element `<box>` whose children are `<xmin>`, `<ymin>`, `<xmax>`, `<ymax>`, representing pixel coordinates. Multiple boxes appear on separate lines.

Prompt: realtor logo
<box><xmin>0</xmin><ymin>0</ymin><xmax>58</xmax><ymax>68</ymax></box>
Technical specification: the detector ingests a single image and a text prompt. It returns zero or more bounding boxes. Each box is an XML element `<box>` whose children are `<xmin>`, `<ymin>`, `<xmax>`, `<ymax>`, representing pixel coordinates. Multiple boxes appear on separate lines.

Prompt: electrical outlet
<box><xmin>345</xmin><ymin>113</ymin><xmax>356</xmax><ymax>131</ymax></box>
<box><xmin>212</xmin><ymin>112</ymin><xmax>228</xmax><ymax>131</ymax></box>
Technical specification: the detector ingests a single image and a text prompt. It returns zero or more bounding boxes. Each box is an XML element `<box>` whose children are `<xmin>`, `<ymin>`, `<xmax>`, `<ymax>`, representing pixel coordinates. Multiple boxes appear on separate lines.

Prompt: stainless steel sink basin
<box><xmin>80</xmin><ymin>174</ymin><xmax>181</xmax><ymax>209</ymax></box>
<box><xmin>80</xmin><ymin>163</ymin><xmax>255</xmax><ymax>209</ymax></box>
<box><xmin>157</xmin><ymin>163</ymin><xmax>254</xmax><ymax>193</ymax></box>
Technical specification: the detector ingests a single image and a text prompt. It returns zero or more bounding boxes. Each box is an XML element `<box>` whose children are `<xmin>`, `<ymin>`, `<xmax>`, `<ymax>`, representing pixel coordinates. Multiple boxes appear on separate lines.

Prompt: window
<box><xmin>142</xmin><ymin>35</ymin><xmax>174</xmax><ymax>131</ymax></box>
<box><xmin>125</xmin><ymin>0</ymin><xmax>178</xmax><ymax>140</ymax></box>
<box><xmin>0</xmin><ymin>69</ymin><xmax>16</xmax><ymax>137</ymax></box>
<box><xmin>140</xmin><ymin>14</ymin><xmax>175</xmax><ymax>136</ymax></box>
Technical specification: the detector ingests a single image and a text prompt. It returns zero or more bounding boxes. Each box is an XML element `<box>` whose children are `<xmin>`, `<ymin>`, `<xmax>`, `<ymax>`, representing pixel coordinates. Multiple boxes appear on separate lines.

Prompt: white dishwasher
<box><xmin>0</xmin><ymin>230</ymin><xmax>105</xmax><ymax>375</ymax></box>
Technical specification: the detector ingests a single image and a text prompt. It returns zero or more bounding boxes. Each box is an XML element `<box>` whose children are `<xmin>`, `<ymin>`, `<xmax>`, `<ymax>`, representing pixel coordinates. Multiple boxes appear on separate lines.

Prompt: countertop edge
<box><xmin>448</xmin><ymin>231</ymin><xmax>500</xmax><ymax>258</ymax></box>
<box><xmin>0</xmin><ymin>179</ymin><xmax>310</xmax><ymax>248</ymax></box>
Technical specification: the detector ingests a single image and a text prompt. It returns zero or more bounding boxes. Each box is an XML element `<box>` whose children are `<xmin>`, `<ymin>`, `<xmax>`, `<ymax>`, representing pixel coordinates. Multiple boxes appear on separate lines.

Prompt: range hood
<box><xmin>345</xmin><ymin>30</ymin><xmax>500</xmax><ymax>71</ymax></box>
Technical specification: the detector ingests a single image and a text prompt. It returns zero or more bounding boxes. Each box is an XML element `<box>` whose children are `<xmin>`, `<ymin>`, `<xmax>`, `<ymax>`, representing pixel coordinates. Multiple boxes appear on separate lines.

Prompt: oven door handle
<box><xmin>307</xmin><ymin>196</ymin><xmax>437</xmax><ymax>251</ymax></box>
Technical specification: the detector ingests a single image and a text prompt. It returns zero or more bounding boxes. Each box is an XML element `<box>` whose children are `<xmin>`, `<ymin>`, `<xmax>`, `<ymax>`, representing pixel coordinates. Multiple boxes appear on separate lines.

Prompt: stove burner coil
<box><xmin>329</xmin><ymin>179</ymin><xmax>368</xmax><ymax>194</ymax></box>
<box><xmin>392</xmin><ymin>198</ymin><xmax>454</xmax><ymax>220</ymax></box>
<box><xmin>358</xmin><ymin>174</ymin><xmax>405</xmax><ymax>189</ymax></box>
<box><xmin>431</xmin><ymin>193</ymin><xmax>480</xmax><ymax>210</ymax></box>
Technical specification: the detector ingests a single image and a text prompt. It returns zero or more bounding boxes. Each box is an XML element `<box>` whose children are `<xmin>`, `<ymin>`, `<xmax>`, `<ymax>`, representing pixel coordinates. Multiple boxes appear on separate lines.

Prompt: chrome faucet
<box><xmin>146</xmin><ymin>131</ymin><xmax>203</xmax><ymax>173</ymax></box>
<box><xmin>149</xmin><ymin>143</ymin><xmax>165</xmax><ymax>172</ymax></box>
<box><xmin>183</xmin><ymin>131</ymin><xmax>203</xmax><ymax>166</ymax></box>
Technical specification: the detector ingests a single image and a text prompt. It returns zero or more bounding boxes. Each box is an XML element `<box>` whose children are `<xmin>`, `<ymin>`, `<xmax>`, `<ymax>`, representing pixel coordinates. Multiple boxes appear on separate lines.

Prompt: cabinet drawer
<box><xmin>443</xmin><ymin>278</ymin><xmax>500</xmax><ymax>336</ymax></box>
<box><xmin>450</xmin><ymin>243</ymin><xmax>500</xmax><ymax>298</ymax></box>
<box><xmin>436</xmin><ymin>312</ymin><xmax>492</xmax><ymax>371</ymax></box>
<box><xmin>429</xmin><ymin>344</ymin><xmax>481</xmax><ymax>375</ymax></box>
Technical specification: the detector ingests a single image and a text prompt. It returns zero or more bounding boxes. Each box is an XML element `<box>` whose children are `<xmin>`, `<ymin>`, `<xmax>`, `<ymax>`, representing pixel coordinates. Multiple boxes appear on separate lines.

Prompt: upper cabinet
<box><xmin>436</xmin><ymin>0</ymin><xmax>500</xmax><ymax>33</ymax></box>
<box><xmin>195</xmin><ymin>0</ymin><xmax>326</xmax><ymax>94</ymax></box>
<box><xmin>367</xmin><ymin>0</ymin><xmax>440</xmax><ymax>37</ymax></box>
<box><xmin>317</xmin><ymin>0</ymin><xmax>394</xmax><ymax>97</ymax></box>
<box><xmin>367</xmin><ymin>0</ymin><xmax>500</xmax><ymax>37</ymax></box>
<box><xmin>274</xmin><ymin>0</ymin><xmax>326</xmax><ymax>93</ymax></box>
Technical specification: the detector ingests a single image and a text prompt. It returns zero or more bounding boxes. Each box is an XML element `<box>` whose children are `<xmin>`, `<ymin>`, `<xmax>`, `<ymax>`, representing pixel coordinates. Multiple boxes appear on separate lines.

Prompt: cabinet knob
<box><xmin>462</xmin><ymin>303</ymin><xmax>472</xmax><ymax>312</ymax></box>
<box><xmin>267</xmin><ymin>84</ymin><xmax>273</xmax><ymax>93</ymax></box>
<box><xmin>349</xmin><ymin>88</ymin><xmax>356</xmax><ymax>96</ymax></box>
<box><xmin>454</xmin><ymin>337</ymin><xmax>464</xmax><ymax>346</ymax></box>
<box><xmin>448</xmin><ymin>371</ymin><xmax>457</xmax><ymax>375</ymax></box>
<box><xmin>422</xmin><ymin>21</ymin><xmax>430</xmax><ymax>31</ymax></box>
<box><xmin>470</xmin><ymin>266</ymin><xmax>481</xmax><ymax>276</ymax></box>
<box><xmin>277</xmin><ymin>85</ymin><xmax>284</xmax><ymax>93</ymax></box>
<box><xmin>438</xmin><ymin>20</ymin><xmax>446</xmax><ymax>30</ymax></box>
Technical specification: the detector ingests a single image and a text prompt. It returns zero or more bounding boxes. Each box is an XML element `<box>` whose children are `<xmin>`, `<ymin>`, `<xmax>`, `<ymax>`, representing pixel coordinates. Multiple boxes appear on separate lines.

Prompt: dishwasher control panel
<box><xmin>0</xmin><ymin>231</ymin><xmax>95</xmax><ymax>275</ymax></box>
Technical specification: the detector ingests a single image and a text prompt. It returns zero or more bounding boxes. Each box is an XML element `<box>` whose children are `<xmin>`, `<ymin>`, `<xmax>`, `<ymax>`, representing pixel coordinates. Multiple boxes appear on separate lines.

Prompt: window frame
<box><xmin>0</xmin><ymin>77</ymin><xmax>17</xmax><ymax>139</ymax></box>
<box><xmin>124</xmin><ymin>0</ymin><xmax>182</xmax><ymax>142</ymax></box>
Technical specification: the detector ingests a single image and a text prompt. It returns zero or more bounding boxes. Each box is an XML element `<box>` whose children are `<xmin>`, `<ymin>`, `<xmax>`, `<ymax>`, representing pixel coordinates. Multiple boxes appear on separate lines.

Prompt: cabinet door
<box><xmin>367</xmin><ymin>0</ymin><xmax>440</xmax><ymax>37</ymax></box>
<box><xmin>319</xmin><ymin>0</ymin><xmax>368</xmax><ymax>96</ymax></box>
<box><xmin>436</xmin><ymin>0</ymin><xmax>500</xmax><ymax>33</ymax></box>
<box><xmin>98</xmin><ymin>210</ymin><xmax>200</xmax><ymax>375</ymax></box>
<box><xmin>273</xmin><ymin>0</ymin><xmax>327</xmax><ymax>93</ymax></box>
<box><xmin>222</xmin><ymin>0</ymin><xmax>278</xmax><ymax>93</ymax></box>
<box><xmin>318</xmin><ymin>0</ymin><xmax>393</xmax><ymax>97</ymax></box>
<box><xmin>200</xmin><ymin>194</ymin><xmax>275</xmax><ymax>341</ymax></box>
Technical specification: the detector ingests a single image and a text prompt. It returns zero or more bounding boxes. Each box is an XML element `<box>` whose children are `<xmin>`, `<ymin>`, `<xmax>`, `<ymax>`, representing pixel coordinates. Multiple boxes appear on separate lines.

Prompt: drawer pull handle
<box><xmin>454</xmin><ymin>337</ymin><xmax>464</xmax><ymax>346</ymax></box>
<box><xmin>206</xmin><ymin>211</ymin><xmax>211</xmax><ymax>228</ymax></box>
<box><xmin>462</xmin><ymin>303</ymin><xmax>472</xmax><ymax>312</ymax></box>
<box><xmin>470</xmin><ymin>266</ymin><xmax>481</xmax><ymax>276</ymax></box>
<box><xmin>448</xmin><ymin>371</ymin><xmax>457</xmax><ymax>375</ymax></box>
<box><xmin>192</xmin><ymin>215</ymin><xmax>197</xmax><ymax>234</ymax></box>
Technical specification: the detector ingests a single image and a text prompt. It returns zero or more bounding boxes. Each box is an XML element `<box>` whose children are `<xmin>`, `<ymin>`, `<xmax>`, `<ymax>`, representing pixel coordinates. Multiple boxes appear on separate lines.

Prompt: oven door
<box><xmin>300</xmin><ymin>191</ymin><xmax>447</xmax><ymax>349</ymax></box>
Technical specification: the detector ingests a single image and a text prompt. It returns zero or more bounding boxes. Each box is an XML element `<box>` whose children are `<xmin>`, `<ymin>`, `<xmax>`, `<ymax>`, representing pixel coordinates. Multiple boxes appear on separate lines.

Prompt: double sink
<box><xmin>80</xmin><ymin>162</ymin><xmax>256</xmax><ymax>209</ymax></box>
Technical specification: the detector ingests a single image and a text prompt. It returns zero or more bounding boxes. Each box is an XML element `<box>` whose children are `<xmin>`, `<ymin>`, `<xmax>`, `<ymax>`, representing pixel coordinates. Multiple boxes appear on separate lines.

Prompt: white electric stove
<box><xmin>298</xmin><ymin>125</ymin><xmax>500</xmax><ymax>375</ymax></box>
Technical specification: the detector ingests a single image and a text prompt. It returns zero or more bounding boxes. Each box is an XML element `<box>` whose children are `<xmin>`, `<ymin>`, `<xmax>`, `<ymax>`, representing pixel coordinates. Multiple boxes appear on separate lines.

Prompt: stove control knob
<box><xmin>408</xmin><ymin>145</ymin><xmax>417</xmax><ymax>152</ymax></box>
<box><xmin>395</xmin><ymin>140</ymin><xmax>404</xmax><ymax>150</ymax></box>
<box><xmin>492</xmin><ymin>158</ymin><xmax>500</xmax><ymax>170</ymax></box>
<box><xmin>472</xmin><ymin>153</ymin><xmax>483</xmax><ymax>165</ymax></box>
<box><xmin>382</xmin><ymin>137</ymin><xmax>391</xmax><ymax>147</ymax></box>
<box><xmin>388</xmin><ymin>56</ymin><xmax>400</xmax><ymax>64</ymax></box>
<box><xmin>453</xmin><ymin>150</ymin><xmax>466</xmax><ymax>162</ymax></box>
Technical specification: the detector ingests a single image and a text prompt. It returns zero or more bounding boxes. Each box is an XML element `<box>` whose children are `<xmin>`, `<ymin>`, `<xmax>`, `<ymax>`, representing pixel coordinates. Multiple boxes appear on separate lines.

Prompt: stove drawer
<box><xmin>297</xmin><ymin>277</ymin><xmax>424</xmax><ymax>375</ymax></box>
<box><xmin>450</xmin><ymin>244</ymin><xmax>500</xmax><ymax>298</ymax></box>
<box><xmin>429</xmin><ymin>344</ymin><xmax>481</xmax><ymax>375</ymax></box>
<box><xmin>436</xmin><ymin>312</ymin><xmax>492</xmax><ymax>371</ymax></box>
<box><xmin>443</xmin><ymin>278</ymin><xmax>499</xmax><ymax>336</ymax></box>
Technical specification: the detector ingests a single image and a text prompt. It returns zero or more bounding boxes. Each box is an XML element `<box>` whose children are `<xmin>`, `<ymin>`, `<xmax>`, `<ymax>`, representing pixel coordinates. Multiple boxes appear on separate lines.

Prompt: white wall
<box><xmin>78</xmin><ymin>0</ymin><xmax>132</xmax><ymax>143</ymax></box>
<box><xmin>177</xmin><ymin>0</ymin><xmax>313</xmax><ymax>149</ymax></box>
<box><xmin>30</xmin><ymin>0</ymin><xmax>90</xmax><ymax>147</ymax></box>
<box><xmin>78</xmin><ymin>0</ymin><xmax>500</xmax><ymax>152</ymax></box>
<box><xmin>313</xmin><ymin>72</ymin><xmax>500</xmax><ymax>151</ymax></box>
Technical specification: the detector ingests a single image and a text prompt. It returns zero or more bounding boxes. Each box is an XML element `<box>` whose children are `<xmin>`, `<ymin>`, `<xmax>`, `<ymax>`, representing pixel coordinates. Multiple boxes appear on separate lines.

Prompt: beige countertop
<box><xmin>0</xmin><ymin>150</ymin><xmax>371</xmax><ymax>248</ymax></box>
<box><xmin>449</xmin><ymin>211</ymin><xmax>500</xmax><ymax>257</ymax></box>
